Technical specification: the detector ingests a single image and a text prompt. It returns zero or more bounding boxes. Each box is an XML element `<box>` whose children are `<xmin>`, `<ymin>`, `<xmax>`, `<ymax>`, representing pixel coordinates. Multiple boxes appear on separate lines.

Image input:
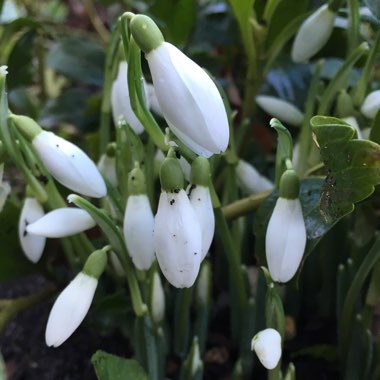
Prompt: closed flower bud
<box><xmin>265</xmin><ymin>170</ymin><xmax>306</xmax><ymax>283</ymax></box>
<box><xmin>26</xmin><ymin>208</ymin><xmax>96</xmax><ymax>238</ymax></box>
<box><xmin>291</xmin><ymin>4</ymin><xmax>336</xmax><ymax>63</ymax></box>
<box><xmin>251</xmin><ymin>328</ymin><xmax>282</xmax><ymax>370</ymax></box>
<box><xmin>111</xmin><ymin>61</ymin><xmax>149</xmax><ymax>133</ymax></box>
<box><xmin>130</xmin><ymin>15</ymin><xmax>229</xmax><ymax>157</ymax></box>
<box><xmin>360</xmin><ymin>90</ymin><xmax>380</xmax><ymax>119</ymax></box>
<box><xmin>10</xmin><ymin>115</ymin><xmax>106</xmax><ymax>198</ymax></box>
<box><xmin>256</xmin><ymin>96</ymin><xmax>304</xmax><ymax>126</ymax></box>
<box><xmin>150</xmin><ymin>272</ymin><xmax>165</xmax><ymax>323</ymax></box>
<box><xmin>236</xmin><ymin>160</ymin><xmax>274</xmax><ymax>194</ymax></box>
<box><xmin>45</xmin><ymin>247</ymin><xmax>108</xmax><ymax>347</ymax></box>
<box><xmin>123</xmin><ymin>167</ymin><xmax>155</xmax><ymax>271</ymax></box>
<box><xmin>19</xmin><ymin>197</ymin><xmax>46</xmax><ymax>263</ymax></box>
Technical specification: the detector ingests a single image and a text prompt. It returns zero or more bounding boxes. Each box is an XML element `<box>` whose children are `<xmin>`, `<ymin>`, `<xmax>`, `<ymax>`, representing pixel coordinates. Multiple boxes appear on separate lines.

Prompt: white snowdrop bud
<box><xmin>150</xmin><ymin>272</ymin><xmax>165</xmax><ymax>323</ymax></box>
<box><xmin>256</xmin><ymin>96</ymin><xmax>304</xmax><ymax>126</ymax></box>
<box><xmin>360</xmin><ymin>90</ymin><xmax>380</xmax><ymax>119</ymax></box>
<box><xmin>291</xmin><ymin>4</ymin><xmax>336</xmax><ymax>63</ymax></box>
<box><xmin>130</xmin><ymin>15</ymin><xmax>229</xmax><ymax>158</ymax></box>
<box><xmin>111</xmin><ymin>61</ymin><xmax>150</xmax><ymax>134</ymax></box>
<box><xmin>251</xmin><ymin>328</ymin><xmax>282</xmax><ymax>370</ymax></box>
<box><xmin>266</xmin><ymin>170</ymin><xmax>306</xmax><ymax>283</ymax></box>
<box><xmin>154</xmin><ymin>157</ymin><xmax>202</xmax><ymax>288</ymax></box>
<box><xmin>10</xmin><ymin>115</ymin><xmax>106</xmax><ymax>198</ymax></box>
<box><xmin>45</xmin><ymin>248</ymin><xmax>108</xmax><ymax>347</ymax></box>
<box><xmin>188</xmin><ymin>157</ymin><xmax>215</xmax><ymax>260</ymax></box>
<box><xmin>19</xmin><ymin>197</ymin><xmax>46</xmax><ymax>263</ymax></box>
<box><xmin>26</xmin><ymin>208</ymin><xmax>96</xmax><ymax>238</ymax></box>
<box><xmin>236</xmin><ymin>160</ymin><xmax>274</xmax><ymax>194</ymax></box>
<box><xmin>123</xmin><ymin>167</ymin><xmax>155</xmax><ymax>271</ymax></box>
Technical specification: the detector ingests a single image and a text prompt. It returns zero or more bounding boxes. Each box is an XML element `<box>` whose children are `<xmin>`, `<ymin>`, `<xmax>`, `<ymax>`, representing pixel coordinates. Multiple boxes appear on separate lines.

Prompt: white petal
<box><xmin>343</xmin><ymin>117</ymin><xmax>362</xmax><ymax>139</ymax></box>
<box><xmin>123</xmin><ymin>194</ymin><xmax>155</xmax><ymax>270</ymax></box>
<box><xmin>147</xmin><ymin>42</ymin><xmax>229</xmax><ymax>157</ymax></box>
<box><xmin>97</xmin><ymin>154</ymin><xmax>118</xmax><ymax>186</ymax></box>
<box><xmin>151</xmin><ymin>272</ymin><xmax>165</xmax><ymax>323</ymax></box>
<box><xmin>188</xmin><ymin>185</ymin><xmax>214</xmax><ymax>260</ymax></box>
<box><xmin>32</xmin><ymin>131</ymin><xmax>106</xmax><ymax>198</ymax></box>
<box><xmin>236</xmin><ymin>160</ymin><xmax>274</xmax><ymax>194</ymax></box>
<box><xmin>26</xmin><ymin>208</ymin><xmax>96</xmax><ymax>238</ymax></box>
<box><xmin>291</xmin><ymin>4</ymin><xmax>336</xmax><ymax>63</ymax></box>
<box><xmin>360</xmin><ymin>90</ymin><xmax>380</xmax><ymax>119</ymax></box>
<box><xmin>111</xmin><ymin>61</ymin><xmax>149</xmax><ymax>134</ymax></box>
<box><xmin>251</xmin><ymin>328</ymin><xmax>282</xmax><ymax>370</ymax></box>
<box><xmin>146</xmin><ymin>83</ymin><xmax>163</xmax><ymax>117</ymax></box>
<box><xmin>18</xmin><ymin>197</ymin><xmax>46</xmax><ymax>263</ymax></box>
<box><xmin>45</xmin><ymin>272</ymin><xmax>97</xmax><ymax>347</ymax></box>
<box><xmin>265</xmin><ymin>198</ymin><xmax>306</xmax><ymax>283</ymax></box>
<box><xmin>255</xmin><ymin>96</ymin><xmax>304</xmax><ymax>126</ymax></box>
<box><xmin>154</xmin><ymin>190</ymin><xmax>202</xmax><ymax>288</ymax></box>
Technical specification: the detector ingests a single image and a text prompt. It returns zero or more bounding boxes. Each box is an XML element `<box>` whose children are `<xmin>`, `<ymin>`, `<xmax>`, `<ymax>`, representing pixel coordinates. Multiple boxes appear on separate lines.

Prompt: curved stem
<box><xmin>82</xmin><ymin>0</ymin><xmax>110</xmax><ymax>45</ymax></box>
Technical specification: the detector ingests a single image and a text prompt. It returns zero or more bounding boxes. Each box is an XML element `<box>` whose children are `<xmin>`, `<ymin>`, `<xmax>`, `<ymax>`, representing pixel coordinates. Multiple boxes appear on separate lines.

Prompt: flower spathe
<box><xmin>265</xmin><ymin>197</ymin><xmax>306</xmax><ymax>283</ymax></box>
<box><xmin>255</xmin><ymin>96</ymin><xmax>304</xmax><ymax>126</ymax></box>
<box><xmin>45</xmin><ymin>272</ymin><xmax>97</xmax><ymax>347</ymax></box>
<box><xmin>154</xmin><ymin>189</ymin><xmax>202</xmax><ymax>288</ymax></box>
<box><xmin>360</xmin><ymin>90</ymin><xmax>380</xmax><ymax>119</ymax></box>
<box><xmin>26</xmin><ymin>207</ymin><xmax>96</xmax><ymax>238</ymax></box>
<box><xmin>251</xmin><ymin>328</ymin><xmax>282</xmax><ymax>370</ymax></box>
<box><xmin>146</xmin><ymin>42</ymin><xmax>229</xmax><ymax>157</ymax></box>
<box><xmin>111</xmin><ymin>61</ymin><xmax>148</xmax><ymax>134</ymax></box>
<box><xmin>123</xmin><ymin>194</ymin><xmax>155</xmax><ymax>270</ymax></box>
<box><xmin>291</xmin><ymin>4</ymin><xmax>336</xmax><ymax>63</ymax></box>
<box><xmin>19</xmin><ymin>197</ymin><xmax>46</xmax><ymax>263</ymax></box>
<box><xmin>32</xmin><ymin>131</ymin><xmax>106</xmax><ymax>198</ymax></box>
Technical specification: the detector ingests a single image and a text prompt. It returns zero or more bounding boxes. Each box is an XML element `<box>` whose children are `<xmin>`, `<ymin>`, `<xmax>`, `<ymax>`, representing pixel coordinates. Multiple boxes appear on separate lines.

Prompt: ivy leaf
<box><xmin>311</xmin><ymin>116</ymin><xmax>380</xmax><ymax>223</ymax></box>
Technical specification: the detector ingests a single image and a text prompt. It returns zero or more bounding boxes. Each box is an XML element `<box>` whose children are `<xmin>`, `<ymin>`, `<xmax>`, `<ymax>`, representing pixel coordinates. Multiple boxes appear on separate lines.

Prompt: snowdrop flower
<box><xmin>45</xmin><ymin>247</ymin><xmax>108</xmax><ymax>347</ymax></box>
<box><xmin>111</xmin><ymin>61</ymin><xmax>149</xmax><ymax>134</ymax></box>
<box><xmin>19</xmin><ymin>197</ymin><xmax>46</xmax><ymax>263</ymax></box>
<box><xmin>236</xmin><ymin>159</ymin><xmax>274</xmax><ymax>194</ymax></box>
<box><xmin>154</xmin><ymin>156</ymin><xmax>202</xmax><ymax>288</ymax></box>
<box><xmin>26</xmin><ymin>207</ymin><xmax>96</xmax><ymax>238</ymax></box>
<box><xmin>10</xmin><ymin>115</ymin><xmax>106</xmax><ymax>198</ymax></box>
<box><xmin>150</xmin><ymin>272</ymin><xmax>165</xmax><ymax>323</ymax></box>
<box><xmin>97</xmin><ymin>143</ymin><xmax>118</xmax><ymax>186</ymax></box>
<box><xmin>154</xmin><ymin>149</ymin><xmax>191</xmax><ymax>181</ymax></box>
<box><xmin>123</xmin><ymin>166</ymin><xmax>155</xmax><ymax>270</ymax></box>
<box><xmin>291</xmin><ymin>4</ymin><xmax>336</xmax><ymax>63</ymax></box>
<box><xmin>251</xmin><ymin>328</ymin><xmax>282</xmax><ymax>370</ymax></box>
<box><xmin>187</xmin><ymin>157</ymin><xmax>214</xmax><ymax>260</ymax></box>
<box><xmin>266</xmin><ymin>170</ymin><xmax>306</xmax><ymax>283</ymax></box>
<box><xmin>360</xmin><ymin>90</ymin><xmax>380</xmax><ymax>119</ymax></box>
<box><xmin>256</xmin><ymin>96</ymin><xmax>304</xmax><ymax>126</ymax></box>
<box><xmin>130</xmin><ymin>15</ymin><xmax>229</xmax><ymax>158</ymax></box>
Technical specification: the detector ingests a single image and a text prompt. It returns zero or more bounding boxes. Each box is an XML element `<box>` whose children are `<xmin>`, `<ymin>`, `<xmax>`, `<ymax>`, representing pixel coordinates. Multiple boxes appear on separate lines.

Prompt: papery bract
<box><xmin>154</xmin><ymin>189</ymin><xmax>202</xmax><ymax>288</ymax></box>
<box><xmin>251</xmin><ymin>328</ymin><xmax>282</xmax><ymax>370</ymax></box>
<box><xmin>32</xmin><ymin>131</ymin><xmax>106</xmax><ymax>198</ymax></box>
<box><xmin>26</xmin><ymin>208</ymin><xmax>96</xmax><ymax>238</ymax></box>
<box><xmin>18</xmin><ymin>197</ymin><xmax>46</xmax><ymax>263</ymax></box>
<box><xmin>45</xmin><ymin>272</ymin><xmax>97</xmax><ymax>347</ymax></box>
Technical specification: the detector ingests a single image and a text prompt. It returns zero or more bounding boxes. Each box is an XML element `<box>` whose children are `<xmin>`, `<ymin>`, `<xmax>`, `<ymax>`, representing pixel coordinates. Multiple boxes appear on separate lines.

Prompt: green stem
<box><xmin>143</xmin><ymin>314</ymin><xmax>159</xmax><ymax>380</ymax></box>
<box><xmin>82</xmin><ymin>0</ymin><xmax>110</xmax><ymax>45</ymax></box>
<box><xmin>347</xmin><ymin>0</ymin><xmax>360</xmax><ymax>55</ymax></box>
<box><xmin>174</xmin><ymin>287</ymin><xmax>193</xmax><ymax>357</ymax></box>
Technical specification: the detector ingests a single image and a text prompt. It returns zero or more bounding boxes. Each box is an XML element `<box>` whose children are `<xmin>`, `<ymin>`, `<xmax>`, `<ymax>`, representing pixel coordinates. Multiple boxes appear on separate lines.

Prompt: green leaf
<box><xmin>369</xmin><ymin>110</ymin><xmax>380</xmax><ymax>144</ymax></box>
<box><xmin>148</xmin><ymin>0</ymin><xmax>196</xmax><ymax>46</ymax></box>
<box><xmin>365</xmin><ymin>0</ymin><xmax>380</xmax><ymax>19</ymax></box>
<box><xmin>311</xmin><ymin>116</ymin><xmax>380</xmax><ymax>223</ymax></box>
<box><xmin>92</xmin><ymin>350</ymin><xmax>148</xmax><ymax>380</ymax></box>
<box><xmin>46</xmin><ymin>37</ymin><xmax>104</xmax><ymax>86</ymax></box>
<box><xmin>270</xmin><ymin>118</ymin><xmax>293</xmax><ymax>186</ymax></box>
<box><xmin>253</xmin><ymin>178</ymin><xmax>338</xmax><ymax>264</ymax></box>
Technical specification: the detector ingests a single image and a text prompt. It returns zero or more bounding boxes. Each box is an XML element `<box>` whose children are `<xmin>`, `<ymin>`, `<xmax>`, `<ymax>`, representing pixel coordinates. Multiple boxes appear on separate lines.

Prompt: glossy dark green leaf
<box><xmin>253</xmin><ymin>178</ymin><xmax>337</xmax><ymax>264</ymax></box>
<box><xmin>148</xmin><ymin>0</ymin><xmax>196</xmax><ymax>46</ymax></box>
<box><xmin>369</xmin><ymin>110</ymin><xmax>380</xmax><ymax>144</ymax></box>
<box><xmin>46</xmin><ymin>37</ymin><xmax>104</xmax><ymax>86</ymax></box>
<box><xmin>311</xmin><ymin>116</ymin><xmax>380</xmax><ymax>223</ymax></box>
<box><xmin>92</xmin><ymin>350</ymin><xmax>148</xmax><ymax>380</ymax></box>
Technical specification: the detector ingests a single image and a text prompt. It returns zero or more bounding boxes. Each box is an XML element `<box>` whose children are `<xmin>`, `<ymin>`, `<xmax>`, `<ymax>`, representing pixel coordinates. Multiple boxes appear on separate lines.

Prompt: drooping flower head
<box><xmin>10</xmin><ymin>114</ymin><xmax>106</xmax><ymax>198</ymax></box>
<box><xmin>251</xmin><ymin>328</ymin><xmax>282</xmax><ymax>370</ymax></box>
<box><xmin>154</xmin><ymin>155</ymin><xmax>202</xmax><ymax>288</ymax></box>
<box><xmin>265</xmin><ymin>169</ymin><xmax>306</xmax><ymax>283</ymax></box>
<box><xmin>130</xmin><ymin>15</ymin><xmax>229</xmax><ymax>158</ymax></box>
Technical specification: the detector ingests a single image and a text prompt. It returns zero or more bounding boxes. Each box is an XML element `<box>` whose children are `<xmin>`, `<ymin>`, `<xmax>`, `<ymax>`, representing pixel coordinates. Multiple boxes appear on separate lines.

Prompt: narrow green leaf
<box><xmin>92</xmin><ymin>350</ymin><xmax>148</xmax><ymax>380</ymax></box>
<box><xmin>311</xmin><ymin>115</ymin><xmax>380</xmax><ymax>223</ymax></box>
